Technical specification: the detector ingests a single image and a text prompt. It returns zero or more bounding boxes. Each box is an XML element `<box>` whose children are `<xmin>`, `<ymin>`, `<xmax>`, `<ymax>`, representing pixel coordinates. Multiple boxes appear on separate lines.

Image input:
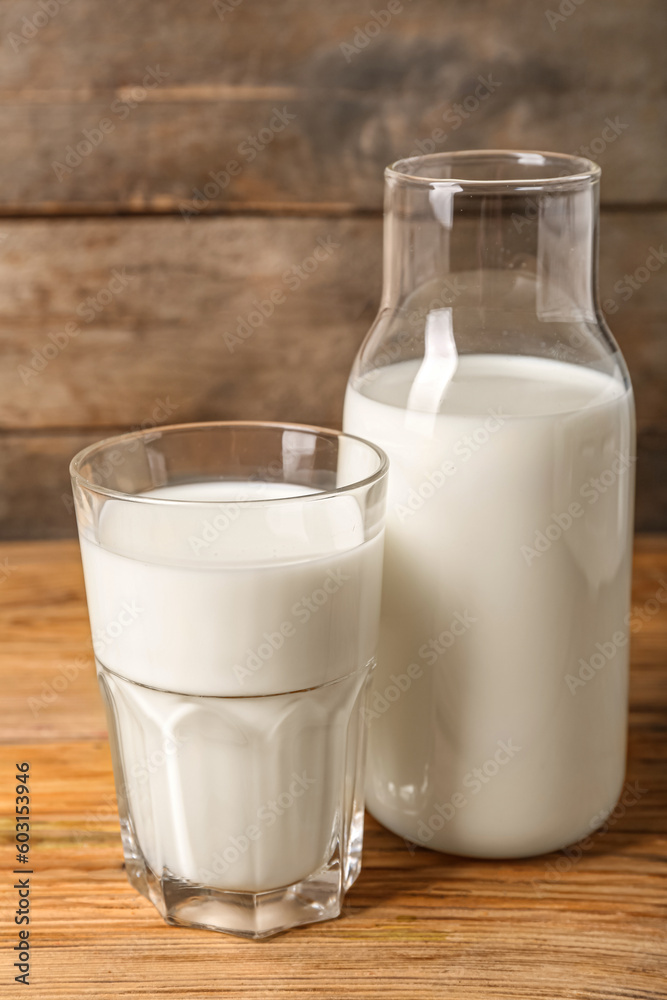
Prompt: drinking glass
<box><xmin>70</xmin><ymin>422</ymin><xmax>387</xmax><ymax>938</ymax></box>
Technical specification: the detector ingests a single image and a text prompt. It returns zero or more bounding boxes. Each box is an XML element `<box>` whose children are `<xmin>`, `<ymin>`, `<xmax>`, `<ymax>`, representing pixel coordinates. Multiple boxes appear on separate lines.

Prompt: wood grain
<box><xmin>0</xmin><ymin>0</ymin><xmax>665</xmax><ymax>540</ymax></box>
<box><xmin>0</xmin><ymin>211</ymin><xmax>665</xmax><ymax>536</ymax></box>
<box><xmin>0</xmin><ymin>0</ymin><xmax>664</xmax><ymax>211</ymax></box>
<box><xmin>0</xmin><ymin>217</ymin><xmax>377</xmax><ymax>431</ymax></box>
<box><xmin>0</xmin><ymin>537</ymin><xmax>665</xmax><ymax>998</ymax></box>
<box><xmin>0</xmin><ymin>432</ymin><xmax>101</xmax><ymax>539</ymax></box>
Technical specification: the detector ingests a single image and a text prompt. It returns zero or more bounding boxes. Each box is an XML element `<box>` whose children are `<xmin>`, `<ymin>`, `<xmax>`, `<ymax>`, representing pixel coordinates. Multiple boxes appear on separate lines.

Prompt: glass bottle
<box><xmin>343</xmin><ymin>151</ymin><xmax>635</xmax><ymax>857</ymax></box>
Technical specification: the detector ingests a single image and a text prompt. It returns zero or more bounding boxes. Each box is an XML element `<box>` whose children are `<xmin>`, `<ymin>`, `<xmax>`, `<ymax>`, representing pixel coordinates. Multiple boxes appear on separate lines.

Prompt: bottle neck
<box><xmin>381</xmin><ymin>174</ymin><xmax>600</xmax><ymax>326</ymax></box>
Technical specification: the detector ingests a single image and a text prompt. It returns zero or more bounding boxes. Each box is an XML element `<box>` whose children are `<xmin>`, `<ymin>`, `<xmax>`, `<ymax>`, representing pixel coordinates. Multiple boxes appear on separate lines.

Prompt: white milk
<box><xmin>79</xmin><ymin>481</ymin><xmax>383</xmax><ymax>891</ymax></box>
<box><xmin>344</xmin><ymin>354</ymin><xmax>634</xmax><ymax>857</ymax></box>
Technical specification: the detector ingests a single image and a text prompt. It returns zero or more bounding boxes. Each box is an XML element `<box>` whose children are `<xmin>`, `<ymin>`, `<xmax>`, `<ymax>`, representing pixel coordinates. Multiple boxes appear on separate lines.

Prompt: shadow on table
<box><xmin>344</xmin><ymin>759</ymin><xmax>666</xmax><ymax>917</ymax></box>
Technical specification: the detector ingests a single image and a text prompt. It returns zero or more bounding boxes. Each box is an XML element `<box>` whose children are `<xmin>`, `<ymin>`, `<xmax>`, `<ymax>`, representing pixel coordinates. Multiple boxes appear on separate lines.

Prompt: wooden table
<box><xmin>1</xmin><ymin>539</ymin><xmax>665</xmax><ymax>999</ymax></box>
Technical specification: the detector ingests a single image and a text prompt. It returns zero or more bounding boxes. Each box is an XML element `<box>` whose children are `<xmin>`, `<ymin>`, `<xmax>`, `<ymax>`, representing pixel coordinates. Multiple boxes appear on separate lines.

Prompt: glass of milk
<box><xmin>343</xmin><ymin>151</ymin><xmax>636</xmax><ymax>858</ymax></box>
<box><xmin>70</xmin><ymin>422</ymin><xmax>387</xmax><ymax>938</ymax></box>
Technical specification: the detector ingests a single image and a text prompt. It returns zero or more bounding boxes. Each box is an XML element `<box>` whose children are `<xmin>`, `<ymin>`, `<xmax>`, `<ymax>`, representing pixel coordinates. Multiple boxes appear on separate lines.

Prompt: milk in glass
<box><xmin>79</xmin><ymin>481</ymin><xmax>383</xmax><ymax>891</ymax></box>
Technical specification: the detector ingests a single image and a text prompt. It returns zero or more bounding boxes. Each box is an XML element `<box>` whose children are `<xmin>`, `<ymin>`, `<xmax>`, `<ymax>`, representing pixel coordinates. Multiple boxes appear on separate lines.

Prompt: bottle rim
<box><xmin>386</xmin><ymin>150</ymin><xmax>600</xmax><ymax>191</ymax></box>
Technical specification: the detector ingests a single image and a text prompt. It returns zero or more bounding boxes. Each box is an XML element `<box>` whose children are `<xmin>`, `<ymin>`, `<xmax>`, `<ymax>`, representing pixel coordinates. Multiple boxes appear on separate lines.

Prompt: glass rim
<box><xmin>69</xmin><ymin>419</ymin><xmax>389</xmax><ymax>506</ymax></box>
<box><xmin>386</xmin><ymin>149</ymin><xmax>601</xmax><ymax>189</ymax></box>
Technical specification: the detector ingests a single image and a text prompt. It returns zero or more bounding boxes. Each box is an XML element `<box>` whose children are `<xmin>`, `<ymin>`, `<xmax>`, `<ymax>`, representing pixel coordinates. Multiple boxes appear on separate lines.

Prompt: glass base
<box><xmin>102</xmin><ymin>659</ymin><xmax>372</xmax><ymax>939</ymax></box>
<box><xmin>124</xmin><ymin>844</ymin><xmax>351</xmax><ymax>940</ymax></box>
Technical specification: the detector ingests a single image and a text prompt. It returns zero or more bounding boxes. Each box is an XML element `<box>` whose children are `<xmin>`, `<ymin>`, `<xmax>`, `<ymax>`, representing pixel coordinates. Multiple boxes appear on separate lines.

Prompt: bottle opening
<box><xmin>387</xmin><ymin>150</ymin><xmax>600</xmax><ymax>190</ymax></box>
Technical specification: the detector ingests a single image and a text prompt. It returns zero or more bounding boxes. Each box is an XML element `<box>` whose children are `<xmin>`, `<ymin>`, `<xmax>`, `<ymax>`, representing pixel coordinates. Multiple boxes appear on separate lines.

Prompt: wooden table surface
<box><xmin>1</xmin><ymin>538</ymin><xmax>665</xmax><ymax>999</ymax></box>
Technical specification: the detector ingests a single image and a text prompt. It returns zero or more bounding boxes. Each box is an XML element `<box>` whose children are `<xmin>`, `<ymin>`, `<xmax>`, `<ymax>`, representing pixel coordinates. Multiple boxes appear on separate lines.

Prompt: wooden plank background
<box><xmin>0</xmin><ymin>0</ymin><xmax>664</xmax><ymax>536</ymax></box>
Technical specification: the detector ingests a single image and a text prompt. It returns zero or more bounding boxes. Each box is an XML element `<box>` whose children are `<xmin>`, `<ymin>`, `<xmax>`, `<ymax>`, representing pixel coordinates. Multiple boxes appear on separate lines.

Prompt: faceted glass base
<box><xmin>125</xmin><ymin>844</ymin><xmax>351</xmax><ymax>940</ymax></box>
<box><xmin>101</xmin><ymin>659</ymin><xmax>373</xmax><ymax>939</ymax></box>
